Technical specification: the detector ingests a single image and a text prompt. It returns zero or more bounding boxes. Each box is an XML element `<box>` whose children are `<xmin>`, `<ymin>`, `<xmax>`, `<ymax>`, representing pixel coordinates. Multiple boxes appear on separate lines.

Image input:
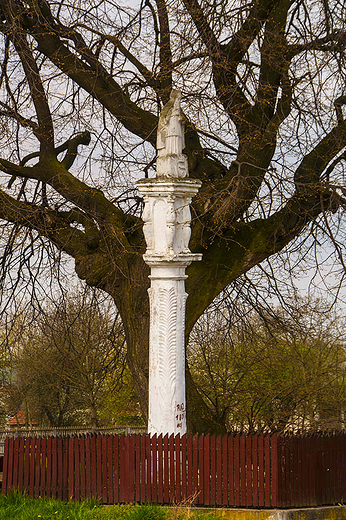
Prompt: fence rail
<box><xmin>2</xmin><ymin>433</ymin><xmax>346</xmax><ymax>507</ymax></box>
<box><xmin>0</xmin><ymin>427</ymin><xmax>145</xmax><ymax>456</ymax></box>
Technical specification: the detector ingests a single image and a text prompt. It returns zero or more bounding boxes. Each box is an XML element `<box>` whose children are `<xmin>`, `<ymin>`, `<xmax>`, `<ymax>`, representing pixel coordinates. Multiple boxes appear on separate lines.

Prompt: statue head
<box><xmin>170</xmin><ymin>90</ymin><xmax>181</xmax><ymax>111</ymax></box>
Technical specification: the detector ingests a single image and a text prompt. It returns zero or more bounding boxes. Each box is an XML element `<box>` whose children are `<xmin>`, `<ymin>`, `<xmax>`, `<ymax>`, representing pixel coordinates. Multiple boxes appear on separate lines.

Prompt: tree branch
<box><xmin>187</xmin><ymin>187</ymin><xmax>339</xmax><ymax>333</ymax></box>
<box><xmin>0</xmin><ymin>155</ymin><xmax>129</xmax><ymax>246</ymax></box>
<box><xmin>194</xmin><ymin>113</ymin><xmax>345</xmax><ymax>240</ymax></box>
<box><xmin>154</xmin><ymin>0</ymin><xmax>173</xmax><ymax>101</ymax></box>
<box><xmin>0</xmin><ymin>186</ymin><xmax>125</xmax><ymax>290</ymax></box>
<box><xmin>100</xmin><ymin>33</ymin><xmax>159</xmax><ymax>90</ymax></box>
<box><xmin>31</xmin><ymin>34</ymin><xmax>157</xmax><ymax>144</ymax></box>
<box><xmin>181</xmin><ymin>0</ymin><xmax>251</xmax><ymax>128</ymax></box>
<box><xmin>10</xmin><ymin>29</ymin><xmax>54</xmax><ymax>154</ymax></box>
<box><xmin>0</xmin><ymin>102</ymin><xmax>39</xmax><ymax>133</ymax></box>
<box><xmin>252</xmin><ymin>0</ymin><xmax>290</xmax><ymax>126</ymax></box>
<box><xmin>294</xmin><ymin>120</ymin><xmax>346</xmax><ymax>191</ymax></box>
<box><xmin>0</xmin><ymin>0</ymin><xmax>158</xmax><ymax>145</ymax></box>
<box><xmin>287</xmin><ymin>31</ymin><xmax>346</xmax><ymax>58</ymax></box>
<box><xmin>60</xmin><ymin>131</ymin><xmax>91</xmax><ymax>169</ymax></box>
<box><xmin>223</xmin><ymin>0</ymin><xmax>281</xmax><ymax>63</ymax></box>
<box><xmin>0</xmin><ymin>187</ymin><xmax>88</xmax><ymax>259</ymax></box>
<box><xmin>181</xmin><ymin>0</ymin><xmax>220</xmax><ymax>56</ymax></box>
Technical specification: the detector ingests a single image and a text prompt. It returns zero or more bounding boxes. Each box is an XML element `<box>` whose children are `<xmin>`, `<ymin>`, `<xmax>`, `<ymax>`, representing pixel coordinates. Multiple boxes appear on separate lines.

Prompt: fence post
<box><xmin>252</xmin><ymin>435</ymin><xmax>258</xmax><ymax>507</ymax></box>
<box><xmin>223</xmin><ymin>435</ymin><xmax>230</xmax><ymax>506</ymax></box>
<box><xmin>157</xmin><ymin>434</ymin><xmax>164</xmax><ymax>503</ymax></box>
<box><xmin>210</xmin><ymin>434</ymin><xmax>216</xmax><ymax>506</ymax></box>
<box><xmin>246</xmin><ymin>435</ymin><xmax>252</xmax><ymax>507</ymax></box>
<box><xmin>203</xmin><ymin>434</ymin><xmax>210</xmax><ymax>506</ymax></box>
<box><xmin>271</xmin><ymin>434</ymin><xmax>278</xmax><ymax>507</ymax></box>
<box><xmin>234</xmin><ymin>434</ymin><xmax>240</xmax><ymax>506</ymax></box>
<box><xmin>68</xmin><ymin>437</ymin><xmax>74</xmax><ymax>500</ymax></box>
<box><xmin>216</xmin><ymin>435</ymin><xmax>222</xmax><ymax>506</ymax></box>
<box><xmin>264</xmin><ymin>435</ymin><xmax>271</xmax><ymax>507</ymax></box>
<box><xmin>181</xmin><ymin>433</ymin><xmax>187</xmax><ymax>502</ymax></box>
<box><xmin>2</xmin><ymin>437</ymin><xmax>9</xmax><ymax>494</ymax></box>
<box><xmin>240</xmin><ymin>434</ymin><xmax>246</xmax><ymax>506</ymax></box>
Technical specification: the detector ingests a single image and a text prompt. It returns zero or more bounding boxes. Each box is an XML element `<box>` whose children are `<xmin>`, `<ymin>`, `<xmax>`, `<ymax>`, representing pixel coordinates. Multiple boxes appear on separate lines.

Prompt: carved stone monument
<box><xmin>137</xmin><ymin>90</ymin><xmax>202</xmax><ymax>435</ymax></box>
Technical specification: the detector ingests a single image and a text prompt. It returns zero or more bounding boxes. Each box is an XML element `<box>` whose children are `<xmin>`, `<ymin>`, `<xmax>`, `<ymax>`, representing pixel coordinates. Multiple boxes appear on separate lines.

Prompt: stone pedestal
<box><xmin>136</xmin><ymin>90</ymin><xmax>202</xmax><ymax>436</ymax></box>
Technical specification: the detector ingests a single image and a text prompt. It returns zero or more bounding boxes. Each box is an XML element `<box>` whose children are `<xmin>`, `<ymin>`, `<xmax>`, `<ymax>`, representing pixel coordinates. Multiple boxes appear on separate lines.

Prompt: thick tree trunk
<box><xmin>185</xmin><ymin>363</ymin><xmax>227</xmax><ymax>434</ymax></box>
<box><xmin>90</xmin><ymin>404</ymin><xmax>99</xmax><ymax>429</ymax></box>
<box><xmin>112</xmin><ymin>261</ymin><xmax>150</xmax><ymax>422</ymax></box>
<box><xmin>123</xmin><ymin>312</ymin><xmax>150</xmax><ymax>422</ymax></box>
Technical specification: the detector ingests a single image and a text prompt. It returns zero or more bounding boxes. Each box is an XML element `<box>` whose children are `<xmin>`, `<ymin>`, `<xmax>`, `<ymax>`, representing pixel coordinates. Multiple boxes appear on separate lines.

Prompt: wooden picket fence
<box><xmin>2</xmin><ymin>433</ymin><xmax>346</xmax><ymax>507</ymax></box>
<box><xmin>0</xmin><ymin>427</ymin><xmax>145</xmax><ymax>456</ymax></box>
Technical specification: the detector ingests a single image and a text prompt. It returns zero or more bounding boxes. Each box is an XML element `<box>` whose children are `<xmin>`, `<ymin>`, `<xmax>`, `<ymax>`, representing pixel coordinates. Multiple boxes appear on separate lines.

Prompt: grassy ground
<box><xmin>0</xmin><ymin>493</ymin><xmax>222</xmax><ymax>520</ymax></box>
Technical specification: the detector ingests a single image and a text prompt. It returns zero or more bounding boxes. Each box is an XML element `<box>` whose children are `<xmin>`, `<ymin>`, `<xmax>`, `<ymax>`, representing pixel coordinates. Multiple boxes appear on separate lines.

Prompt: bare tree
<box><xmin>7</xmin><ymin>288</ymin><xmax>131</xmax><ymax>427</ymax></box>
<box><xmin>188</xmin><ymin>298</ymin><xmax>346</xmax><ymax>433</ymax></box>
<box><xmin>0</xmin><ymin>0</ymin><xmax>346</xmax><ymax>431</ymax></box>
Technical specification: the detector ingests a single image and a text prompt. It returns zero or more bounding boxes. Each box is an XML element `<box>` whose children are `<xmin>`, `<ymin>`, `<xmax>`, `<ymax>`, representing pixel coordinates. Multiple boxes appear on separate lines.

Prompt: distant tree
<box><xmin>8</xmin><ymin>289</ymin><xmax>142</xmax><ymax>427</ymax></box>
<box><xmin>188</xmin><ymin>299</ymin><xmax>346</xmax><ymax>433</ymax></box>
<box><xmin>1</xmin><ymin>0</ymin><xmax>346</xmax><ymax>431</ymax></box>
<box><xmin>0</xmin><ymin>311</ymin><xmax>28</xmax><ymax>426</ymax></box>
<box><xmin>0</xmin><ymin>339</ymin><xmax>10</xmax><ymax>426</ymax></box>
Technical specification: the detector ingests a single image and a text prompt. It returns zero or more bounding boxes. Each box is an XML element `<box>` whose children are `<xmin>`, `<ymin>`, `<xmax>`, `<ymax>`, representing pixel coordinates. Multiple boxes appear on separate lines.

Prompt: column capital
<box><xmin>136</xmin><ymin>178</ymin><xmax>202</xmax><ymax>260</ymax></box>
<box><xmin>136</xmin><ymin>177</ymin><xmax>202</xmax><ymax>197</ymax></box>
<box><xmin>143</xmin><ymin>252</ymin><xmax>202</xmax><ymax>268</ymax></box>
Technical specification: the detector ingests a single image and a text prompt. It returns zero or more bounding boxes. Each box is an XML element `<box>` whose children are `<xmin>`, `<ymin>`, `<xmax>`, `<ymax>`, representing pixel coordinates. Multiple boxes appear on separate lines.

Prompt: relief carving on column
<box><xmin>175</xmin><ymin>290</ymin><xmax>187</xmax><ymax>430</ymax></box>
<box><xmin>182</xmin><ymin>203</ymin><xmax>192</xmax><ymax>252</ymax></box>
<box><xmin>158</xmin><ymin>287</ymin><xmax>178</xmax><ymax>406</ymax></box>
<box><xmin>143</xmin><ymin>194</ymin><xmax>194</xmax><ymax>256</ymax></box>
<box><xmin>165</xmin><ymin>198</ymin><xmax>176</xmax><ymax>253</ymax></box>
<box><xmin>142</xmin><ymin>198</ymin><xmax>154</xmax><ymax>252</ymax></box>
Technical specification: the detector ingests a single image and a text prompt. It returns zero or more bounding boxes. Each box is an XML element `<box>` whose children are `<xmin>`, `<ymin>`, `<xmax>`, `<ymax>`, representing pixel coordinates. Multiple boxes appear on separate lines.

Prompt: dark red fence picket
<box><xmin>2</xmin><ymin>433</ymin><xmax>346</xmax><ymax>507</ymax></box>
<box><xmin>277</xmin><ymin>433</ymin><xmax>346</xmax><ymax>507</ymax></box>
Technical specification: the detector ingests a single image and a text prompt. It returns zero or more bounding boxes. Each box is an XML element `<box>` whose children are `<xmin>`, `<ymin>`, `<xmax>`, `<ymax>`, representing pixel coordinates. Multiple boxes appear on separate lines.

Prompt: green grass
<box><xmin>0</xmin><ymin>493</ymin><xmax>221</xmax><ymax>520</ymax></box>
<box><xmin>0</xmin><ymin>492</ymin><xmax>99</xmax><ymax>520</ymax></box>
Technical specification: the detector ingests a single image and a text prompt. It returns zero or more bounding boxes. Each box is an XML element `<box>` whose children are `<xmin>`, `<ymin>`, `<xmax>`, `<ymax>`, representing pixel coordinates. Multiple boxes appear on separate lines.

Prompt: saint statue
<box><xmin>156</xmin><ymin>90</ymin><xmax>188</xmax><ymax>178</ymax></box>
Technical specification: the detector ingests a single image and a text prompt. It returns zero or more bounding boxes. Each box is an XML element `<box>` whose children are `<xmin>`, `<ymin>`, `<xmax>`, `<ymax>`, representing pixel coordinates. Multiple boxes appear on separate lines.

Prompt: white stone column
<box><xmin>147</xmin><ymin>262</ymin><xmax>188</xmax><ymax>434</ymax></box>
<box><xmin>136</xmin><ymin>90</ymin><xmax>202</xmax><ymax>436</ymax></box>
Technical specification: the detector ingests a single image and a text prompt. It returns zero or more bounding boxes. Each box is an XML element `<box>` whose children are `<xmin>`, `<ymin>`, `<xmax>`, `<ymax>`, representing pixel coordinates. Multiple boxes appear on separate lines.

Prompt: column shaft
<box><xmin>148</xmin><ymin>266</ymin><xmax>187</xmax><ymax>435</ymax></box>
